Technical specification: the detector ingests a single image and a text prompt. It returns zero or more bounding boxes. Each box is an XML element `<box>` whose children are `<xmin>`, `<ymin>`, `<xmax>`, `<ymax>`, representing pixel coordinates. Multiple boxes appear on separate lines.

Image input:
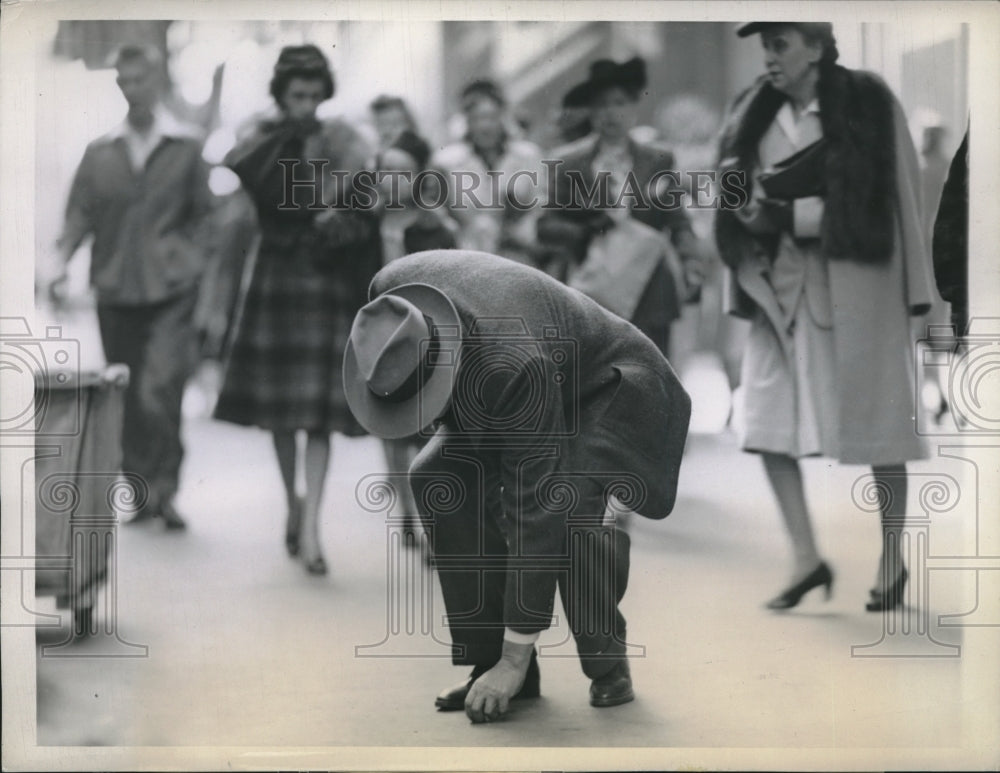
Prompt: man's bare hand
<box><xmin>464</xmin><ymin>639</ymin><xmax>534</xmax><ymax>724</ymax></box>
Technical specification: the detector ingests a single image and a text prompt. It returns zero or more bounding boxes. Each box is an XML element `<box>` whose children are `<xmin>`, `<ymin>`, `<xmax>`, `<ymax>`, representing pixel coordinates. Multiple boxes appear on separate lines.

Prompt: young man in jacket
<box><xmin>49</xmin><ymin>44</ymin><xmax>212</xmax><ymax>530</ymax></box>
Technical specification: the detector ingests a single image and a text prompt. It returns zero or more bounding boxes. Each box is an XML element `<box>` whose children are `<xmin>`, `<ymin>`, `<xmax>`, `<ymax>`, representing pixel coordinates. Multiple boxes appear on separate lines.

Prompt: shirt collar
<box><xmin>775</xmin><ymin>98</ymin><xmax>821</xmax><ymax>147</ymax></box>
<box><xmin>108</xmin><ymin>105</ymin><xmax>200</xmax><ymax>141</ymax></box>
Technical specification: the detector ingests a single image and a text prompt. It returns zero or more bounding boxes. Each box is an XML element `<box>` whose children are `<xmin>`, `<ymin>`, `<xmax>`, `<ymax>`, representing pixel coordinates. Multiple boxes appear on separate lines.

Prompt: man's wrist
<box><xmin>503</xmin><ymin>628</ymin><xmax>540</xmax><ymax>646</ymax></box>
<box><xmin>500</xmin><ymin>632</ymin><xmax>537</xmax><ymax>670</ymax></box>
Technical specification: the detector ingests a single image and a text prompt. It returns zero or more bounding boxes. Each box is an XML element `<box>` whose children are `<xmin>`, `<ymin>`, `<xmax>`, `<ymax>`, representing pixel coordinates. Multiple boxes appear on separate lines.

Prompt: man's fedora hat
<box><xmin>343</xmin><ymin>284</ymin><xmax>463</xmax><ymax>439</ymax></box>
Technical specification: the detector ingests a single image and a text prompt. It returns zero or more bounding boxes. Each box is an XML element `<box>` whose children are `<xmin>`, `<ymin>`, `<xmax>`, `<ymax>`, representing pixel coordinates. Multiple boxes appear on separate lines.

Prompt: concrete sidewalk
<box><xmin>32</xmin><ymin>415</ymin><xmax>982</xmax><ymax>759</ymax></box>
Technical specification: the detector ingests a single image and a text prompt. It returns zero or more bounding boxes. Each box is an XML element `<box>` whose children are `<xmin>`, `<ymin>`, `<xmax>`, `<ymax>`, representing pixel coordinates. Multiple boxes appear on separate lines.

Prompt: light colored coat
<box><xmin>722</xmin><ymin>91</ymin><xmax>938</xmax><ymax>465</ymax></box>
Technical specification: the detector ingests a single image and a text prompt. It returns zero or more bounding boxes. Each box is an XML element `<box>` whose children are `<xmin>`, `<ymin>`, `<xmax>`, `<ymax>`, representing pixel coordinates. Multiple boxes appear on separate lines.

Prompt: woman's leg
<box><xmin>272</xmin><ymin>430</ymin><xmax>298</xmax><ymax>510</ymax></box>
<box><xmin>762</xmin><ymin>452</ymin><xmax>822</xmax><ymax>581</ymax></box>
<box><xmin>273</xmin><ymin>430</ymin><xmax>303</xmax><ymax>554</ymax></box>
<box><xmin>871</xmin><ymin>463</ymin><xmax>907</xmax><ymax>592</ymax></box>
<box><xmin>299</xmin><ymin>431</ymin><xmax>331</xmax><ymax>566</ymax></box>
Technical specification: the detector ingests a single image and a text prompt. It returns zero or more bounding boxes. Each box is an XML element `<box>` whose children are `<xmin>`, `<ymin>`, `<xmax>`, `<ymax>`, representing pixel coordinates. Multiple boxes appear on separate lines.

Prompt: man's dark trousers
<box><xmin>411</xmin><ymin>427</ymin><xmax>630</xmax><ymax>681</ymax></box>
<box><xmin>97</xmin><ymin>286</ymin><xmax>199</xmax><ymax>511</ymax></box>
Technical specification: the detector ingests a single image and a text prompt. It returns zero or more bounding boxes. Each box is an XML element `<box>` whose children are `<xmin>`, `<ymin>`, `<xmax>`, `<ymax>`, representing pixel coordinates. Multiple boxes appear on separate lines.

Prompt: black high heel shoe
<box><xmin>866</xmin><ymin>565</ymin><xmax>908</xmax><ymax>612</ymax></box>
<box><xmin>304</xmin><ymin>554</ymin><xmax>328</xmax><ymax>576</ymax></box>
<box><xmin>766</xmin><ymin>562</ymin><xmax>834</xmax><ymax>610</ymax></box>
<box><xmin>285</xmin><ymin>497</ymin><xmax>303</xmax><ymax>557</ymax></box>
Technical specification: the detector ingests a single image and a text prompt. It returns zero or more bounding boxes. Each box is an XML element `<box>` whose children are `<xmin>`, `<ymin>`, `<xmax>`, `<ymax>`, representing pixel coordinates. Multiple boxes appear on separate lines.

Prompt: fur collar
<box><xmin>715</xmin><ymin>65</ymin><xmax>898</xmax><ymax>267</ymax></box>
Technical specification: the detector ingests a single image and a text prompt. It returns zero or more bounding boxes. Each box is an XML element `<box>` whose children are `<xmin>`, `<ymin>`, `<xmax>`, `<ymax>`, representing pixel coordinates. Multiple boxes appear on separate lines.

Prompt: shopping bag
<box><xmin>567</xmin><ymin>217</ymin><xmax>679</xmax><ymax>321</ymax></box>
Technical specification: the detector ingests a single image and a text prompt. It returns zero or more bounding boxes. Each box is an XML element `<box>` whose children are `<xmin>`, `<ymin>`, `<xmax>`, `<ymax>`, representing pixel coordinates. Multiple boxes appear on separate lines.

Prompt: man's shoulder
<box><xmin>377</xmin><ymin>249</ymin><xmax>542</xmax><ymax>291</ymax></box>
<box><xmin>87</xmin><ymin>128</ymin><xmax>123</xmax><ymax>150</ymax></box>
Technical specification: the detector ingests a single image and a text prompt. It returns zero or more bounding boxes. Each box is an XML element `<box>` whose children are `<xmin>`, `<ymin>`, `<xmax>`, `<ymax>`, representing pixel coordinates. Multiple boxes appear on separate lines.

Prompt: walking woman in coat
<box><xmin>537</xmin><ymin>57</ymin><xmax>703</xmax><ymax>357</ymax></box>
<box><xmin>214</xmin><ymin>45</ymin><xmax>381</xmax><ymax>575</ymax></box>
<box><xmin>714</xmin><ymin>23</ymin><xmax>937</xmax><ymax>610</ymax></box>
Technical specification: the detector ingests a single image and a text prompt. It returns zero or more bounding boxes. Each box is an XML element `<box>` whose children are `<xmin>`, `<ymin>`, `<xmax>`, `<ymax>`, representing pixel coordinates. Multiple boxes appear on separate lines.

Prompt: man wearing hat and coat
<box><xmin>344</xmin><ymin>249</ymin><xmax>691</xmax><ymax>723</ymax></box>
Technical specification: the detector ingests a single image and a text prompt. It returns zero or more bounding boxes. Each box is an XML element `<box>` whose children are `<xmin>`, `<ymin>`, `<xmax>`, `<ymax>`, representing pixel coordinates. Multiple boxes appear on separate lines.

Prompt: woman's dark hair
<box><xmin>460</xmin><ymin>79</ymin><xmax>506</xmax><ymax>112</ymax></box>
<box><xmin>370</xmin><ymin>94</ymin><xmax>417</xmax><ymax>127</ymax></box>
<box><xmin>797</xmin><ymin>23</ymin><xmax>840</xmax><ymax>69</ymax></box>
<box><xmin>269</xmin><ymin>44</ymin><xmax>335</xmax><ymax>105</ymax></box>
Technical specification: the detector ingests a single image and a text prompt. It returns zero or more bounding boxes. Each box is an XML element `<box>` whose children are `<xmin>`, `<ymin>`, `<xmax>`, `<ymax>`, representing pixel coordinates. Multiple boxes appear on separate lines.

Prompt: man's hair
<box><xmin>111</xmin><ymin>43</ymin><xmax>164</xmax><ymax>72</ymax></box>
<box><xmin>371</xmin><ymin>94</ymin><xmax>407</xmax><ymax>115</ymax></box>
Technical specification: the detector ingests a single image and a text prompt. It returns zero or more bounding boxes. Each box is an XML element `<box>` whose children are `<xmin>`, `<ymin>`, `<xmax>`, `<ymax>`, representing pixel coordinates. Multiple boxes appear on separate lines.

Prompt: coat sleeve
<box><xmin>179</xmin><ymin>146</ymin><xmax>215</xmax><ymax>252</ymax></box>
<box><xmin>890</xmin><ymin>97</ymin><xmax>937</xmax><ymax>316</ymax></box>
<box><xmin>646</xmin><ymin>147</ymin><xmax>698</xmax><ymax>253</ymax></box>
<box><xmin>58</xmin><ymin>145</ymin><xmax>96</xmax><ymax>255</ymax></box>
<box><xmin>932</xmin><ymin>128</ymin><xmax>969</xmax><ymax>330</ymax></box>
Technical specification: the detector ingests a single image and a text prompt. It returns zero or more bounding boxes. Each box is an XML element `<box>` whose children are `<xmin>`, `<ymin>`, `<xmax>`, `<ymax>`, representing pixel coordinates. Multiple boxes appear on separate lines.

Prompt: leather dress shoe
<box><xmin>435</xmin><ymin>650</ymin><xmax>540</xmax><ymax>711</ymax></box>
<box><xmin>589</xmin><ymin>659</ymin><xmax>634</xmax><ymax>707</ymax></box>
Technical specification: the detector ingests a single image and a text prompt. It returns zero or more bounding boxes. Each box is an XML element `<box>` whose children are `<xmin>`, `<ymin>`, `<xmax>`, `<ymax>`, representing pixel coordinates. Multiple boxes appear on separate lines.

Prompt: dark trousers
<box><xmin>97</xmin><ymin>288</ymin><xmax>199</xmax><ymax>509</ymax></box>
<box><xmin>410</xmin><ymin>429</ymin><xmax>630</xmax><ymax>680</ymax></box>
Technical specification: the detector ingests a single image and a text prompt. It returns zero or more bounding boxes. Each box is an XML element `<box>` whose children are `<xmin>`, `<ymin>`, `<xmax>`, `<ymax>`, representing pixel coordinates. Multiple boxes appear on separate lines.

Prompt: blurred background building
<box><xmin>35</xmin><ymin>18</ymin><xmax>968</xmax><ymax>428</ymax></box>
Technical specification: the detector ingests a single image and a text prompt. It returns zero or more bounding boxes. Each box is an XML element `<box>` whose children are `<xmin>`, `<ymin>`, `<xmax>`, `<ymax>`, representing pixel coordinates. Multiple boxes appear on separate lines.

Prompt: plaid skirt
<box><xmin>214</xmin><ymin>240</ymin><xmax>369</xmax><ymax>435</ymax></box>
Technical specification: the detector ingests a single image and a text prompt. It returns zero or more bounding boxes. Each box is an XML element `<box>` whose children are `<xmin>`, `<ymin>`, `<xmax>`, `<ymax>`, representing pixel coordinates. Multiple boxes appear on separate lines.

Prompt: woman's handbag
<box><xmin>758</xmin><ymin>138</ymin><xmax>828</xmax><ymax>199</ymax></box>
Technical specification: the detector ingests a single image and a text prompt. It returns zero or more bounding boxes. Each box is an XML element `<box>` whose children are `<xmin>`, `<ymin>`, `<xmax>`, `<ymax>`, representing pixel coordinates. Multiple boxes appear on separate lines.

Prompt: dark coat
<box><xmin>932</xmin><ymin>128</ymin><xmax>969</xmax><ymax>334</ymax></box>
<box><xmin>59</xmin><ymin>117</ymin><xmax>212</xmax><ymax>306</ymax></box>
<box><xmin>214</xmin><ymin>115</ymin><xmax>381</xmax><ymax>434</ymax></box>
<box><xmin>370</xmin><ymin>250</ymin><xmax>691</xmax><ymax>625</ymax></box>
<box><xmin>538</xmin><ymin>137</ymin><xmax>699</xmax><ymax>347</ymax></box>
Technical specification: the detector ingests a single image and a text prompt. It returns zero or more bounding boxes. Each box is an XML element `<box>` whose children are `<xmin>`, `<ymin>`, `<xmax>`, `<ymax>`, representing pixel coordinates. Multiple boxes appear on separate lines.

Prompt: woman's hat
<box><xmin>343</xmin><ymin>283</ymin><xmax>463</xmax><ymax>439</ymax></box>
<box><xmin>570</xmin><ymin>56</ymin><xmax>648</xmax><ymax>105</ymax></box>
<box><xmin>736</xmin><ymin>21</ymin><xmax>834</xmax><ymax>41</ymax></box>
